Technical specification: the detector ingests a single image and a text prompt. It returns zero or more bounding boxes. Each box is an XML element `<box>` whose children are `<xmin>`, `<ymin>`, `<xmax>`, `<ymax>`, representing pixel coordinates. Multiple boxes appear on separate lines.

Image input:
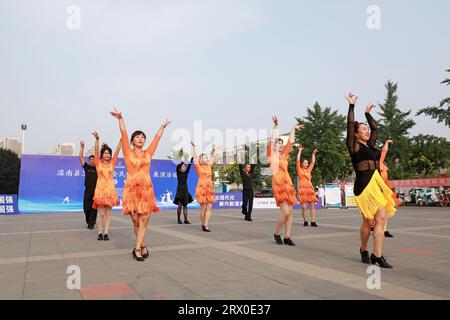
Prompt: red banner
<box><xmin>390</xmin><ymin>177</ymin><xmax>450</xmax><ymax>188</ymax></box>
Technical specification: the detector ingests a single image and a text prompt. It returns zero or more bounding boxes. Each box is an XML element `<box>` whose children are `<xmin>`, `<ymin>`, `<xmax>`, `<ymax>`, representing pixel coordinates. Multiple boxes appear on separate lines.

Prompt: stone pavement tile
<box><xmin>326</xmin><ymin>290</ymin><xmax>384</xmax><ymax>300</ymax></box>
<box><xmin>0</xmin><ymin>234</ymin><xmax>30</xmax><ymax>258</ymax></box>
<box><xmin>28</xmin><ymin>236</ymin><xmax>60</xmax><ymax>257</ymax></box>
<box><xmin>243</xmin><ymin>284</ymin><xmax>321</xmax><ymax>300</ymax></box>
<box><xmin>0</xmin><ymin>284</ymin><xmax>24</xmax><ymax>299</ymax></box>
<box><xmin>24</xmin><ymin>278</ymin><xmax>71</xmax><ymax>295</ymax></box>
<box><xmin>24</xmin><ymin>288</ymin><xmax>82</xmax><ymax>300</ymax></box>
<box><xmin>80</xmin><ymin>281</ymin><xmax>139</xmax><ymax>300</ymax></box>
<box><xmin>126</xmin><ymin>273</ymin><xmax>200</xmax><ymax>300</ymax></box>
<box><xmin>25</xmin><ymin>260</ymin><xmax>69</xmax><ymax>285</ymax></box>
<box><xmin>385</xmin><ymin>279</ymin><xmax>450</xmax><ymax>299</ymax></box>
<box><xmin>0</xmin><ymin>224</ymin><xmax>32</xmax><ymax>234</ymax></box>
<box><xmin>0</xmin><ymin>264</ymin><xmax>26</xmax><ymax>286</ymax></box>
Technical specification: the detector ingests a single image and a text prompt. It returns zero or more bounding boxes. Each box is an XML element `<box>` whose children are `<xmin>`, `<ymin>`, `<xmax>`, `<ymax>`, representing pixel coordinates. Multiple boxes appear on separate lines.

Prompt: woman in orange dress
<box><xmin>110</xmin><ymin>108</ymin><xmax>171</xmax><ymax>262</ymax></box>
<box><xmin>191</xmin><ymin>141</ymin><xmax>216</xmax><ymax>232</ymax></box>
<box><xmin>91</xmin><ymin>131</ymin><xmax>122</xmax><ymax>241</ymax></box>
<box><xmin>269</xmin><ymin>115</ymin><xmax>302</xmax><ymax>246</ymax></box>
<box><xmin>379</xmin><ymin>140</ymin><xmax>401</xmax><ymax>238</ymax></box>
<box><xmin>296</xmin><ymin>146</ymin><xmax>319</xmax><ymax>227</ymax></box>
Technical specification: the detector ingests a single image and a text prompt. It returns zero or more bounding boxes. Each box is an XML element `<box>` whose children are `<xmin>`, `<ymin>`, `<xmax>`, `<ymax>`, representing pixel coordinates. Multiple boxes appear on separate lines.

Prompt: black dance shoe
<box><xmin>132</xmin><ymin>248</ymin><xmax>145</xmax><ymax>262</ymax></box>
<box><xmin>370</xmin><ymin>253</ymin><xmax>393</xmax><ymax>269</ymax></box>
<box><xmin>97</xmin><ymin>234</ymin><xmax>103</xmax><ymax>241</ymax></box>
<box><xmin>303</xmin><ymin>221</ymin><xmax>309</xmax><ymax>227</ymax></box>
<box><xmin>311</xmin><ymin>221</ymin><xmax>318</xmax><ymax>227</ymax></box>
<box><xmin>384</xmin><ymin>231</ymin><xmax>394</xmax><ymax>238</ymax></box>
<box><xmin>283</xmin><ymin>237</ymin><xmax>296</xmax><ymax>246</ymax></box>
<box><xmin>141</xmin><ymin>245</ymin><xmax>149</xmax><ymax>259</ymax></box>
<box><xmin>274</xmin><ymin>234</ymin><xmax>283</xmax><ymax>245</ymax></box>
<box><xmin>204</xmin><ymin>226</ymin><xmax>211</xmax><ymax>232</ymax></box>
<box><xmin>184</xmin><ymin>220</ymin><xmax>191</xmax><ymax>224</ymax></box>
<box><xmin>245</xmin><ymin>215</ymin><xmax>253</xmax><ymax>222</ymax></box>
<box><xmin>360</xmin><ymin>249</ymin><xmax>371</xmax><ymax>264</ymax></box>
<box><xmin>178</xmin><ymin>219</ymin><xmax>183</xmax><ymax>224</ymax></box>
<box><xmin>103</xmin><ymin>234</ymin><xmax>109</xmax><ymax>241</ymax></box>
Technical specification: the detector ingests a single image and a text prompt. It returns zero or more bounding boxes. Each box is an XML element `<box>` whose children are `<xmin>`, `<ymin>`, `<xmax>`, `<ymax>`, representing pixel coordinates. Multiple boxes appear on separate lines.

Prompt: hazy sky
<box><xmin>1</xmin><ymin>0</ymin><xmax>449</xmax><ymax>158</ymax></box>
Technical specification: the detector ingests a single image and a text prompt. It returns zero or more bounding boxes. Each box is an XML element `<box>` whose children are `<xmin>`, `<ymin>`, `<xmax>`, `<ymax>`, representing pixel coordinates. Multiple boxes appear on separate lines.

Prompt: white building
<box><xmin>53</xmin><ymin>143</ymin><xmax>76</xmax><ymax>156</ymax></box>
<box><xmin>0</xmin><ymin>137</ymin><xmax>22</xmax><ymax>157</ymax></box>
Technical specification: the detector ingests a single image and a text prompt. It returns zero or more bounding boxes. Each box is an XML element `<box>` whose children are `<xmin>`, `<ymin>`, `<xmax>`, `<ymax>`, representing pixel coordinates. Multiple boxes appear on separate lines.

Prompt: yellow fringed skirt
<box><xmin>354</xmin><ymin>170</ymin><xmax>397</xmax><ymax>220</ymax></box>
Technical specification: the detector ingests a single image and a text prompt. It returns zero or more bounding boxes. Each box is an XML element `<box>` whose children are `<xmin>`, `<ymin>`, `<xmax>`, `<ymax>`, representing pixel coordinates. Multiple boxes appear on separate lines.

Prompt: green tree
<box><xmin>0</xmin><ymin>149</ymin><xmax>21</xmax><ymax>194</ymax></box>
<box><xmin>377</xmin><ymin>81</ymin><xmax>416</xmax><ymax>179</ymax></box>
<box><xmin>405</xmin><ymin>134</ymin><xmax>450</xmax><ymax>177</ymax></box>
<box><xmin>289</xmin><ymin>102</ymin><xmax>352</xmax><ymax>186</ymax></box>
<box><xmin>417</xmin><ymin>69</ymin><xmax>450</xmax><ymax>127</ymax></box>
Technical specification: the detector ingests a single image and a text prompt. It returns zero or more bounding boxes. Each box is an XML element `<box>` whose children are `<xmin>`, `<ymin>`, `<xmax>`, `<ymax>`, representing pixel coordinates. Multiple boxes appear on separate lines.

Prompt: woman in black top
<box><xmin>345</xmin><ymin>92</ymin><xmax>396</xmax><ymax>269</ymax></box>
<box><xmin>173</xmin><ymin>158</ymin><xmax>194</xmax><ymax>224</ymax></box>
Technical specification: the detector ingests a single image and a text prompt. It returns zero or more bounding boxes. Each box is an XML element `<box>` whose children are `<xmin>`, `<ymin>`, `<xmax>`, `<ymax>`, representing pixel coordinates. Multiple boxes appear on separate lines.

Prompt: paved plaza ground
<box><xmin>0</xmin><ymin>206</ymin><xmax>449</xmax><ymax>300</ymax></box>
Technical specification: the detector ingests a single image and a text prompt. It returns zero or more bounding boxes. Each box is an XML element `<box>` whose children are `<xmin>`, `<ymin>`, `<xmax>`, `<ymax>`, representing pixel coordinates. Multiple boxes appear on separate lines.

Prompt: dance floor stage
<box><xmin>0</xmin><ymin>207</ymin><xmax>449</xmax><ymax>300</ymax></box>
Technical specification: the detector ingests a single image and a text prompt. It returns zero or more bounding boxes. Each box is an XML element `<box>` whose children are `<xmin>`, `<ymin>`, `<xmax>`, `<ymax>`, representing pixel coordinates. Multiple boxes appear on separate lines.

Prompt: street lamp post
<box><xmin>21</xmin><ymin>124</ymin><xmax>27</xmax><ymax>155</ymax></box>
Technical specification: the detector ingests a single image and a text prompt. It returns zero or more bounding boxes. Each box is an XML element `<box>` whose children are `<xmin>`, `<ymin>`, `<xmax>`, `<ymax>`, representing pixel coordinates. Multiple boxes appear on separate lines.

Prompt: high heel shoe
<box><xmin>274</xmin><ymin>234</ymin><xmax>283</xmax><ymax>245</ymax></box>
<box><xmin>360</xmin><ymin>248</ymin><xmax>371</xmax><ymax>264</ymax></box>
<box><xmin>201</xmin><ymin>225</ymin><xmax>206</xmax><ymax>231</ymax></box>
<box><xmin>283</xmin><ymin>237</ymin><xmax>296</xmax><ymax>246</ymax></box>
<box><xmin>184</xmin><ymin>220</ymin><xmax>191</xmax><ymax>224</ymax></box>
<box><xmin>384</xmin><ymin>231</ymin><xmax>394</xmax><ymax>238</ymax></box>
<box><xmin>141</xmin><ymin>245</ymin><xmax>149</xmax><ymax>259</ymax></box>
<box><xmin>103</xmin><ymin>234</ymin><xmax>109</xmax><ymax>241</ymax></box>
<box><xmin>132</xmin><ymin>248</ymin><xmax>145</xmax><ymax>262</ymax></box>
<box><xmin>178</xmin><ymin>219</ymin><xmax>183</xmax><ymax>224</ymax></box>
<box><xmin>311</xmin><ymin>221</ymin><xmax>318</xmax><ymax>227</ymax></box>
<box><xmin>370</xmin><ymin>253</ymin><xmax>393</xmax><ymax>269</ymax></box>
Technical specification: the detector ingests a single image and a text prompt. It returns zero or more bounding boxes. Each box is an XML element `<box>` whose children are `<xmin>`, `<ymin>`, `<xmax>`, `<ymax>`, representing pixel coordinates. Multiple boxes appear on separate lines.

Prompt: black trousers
<box><xmin>242</xmin><ymin>189</ymin><xmax>254</xmax><ymax>216</ymax></box>
<box><xmin>83</xmin><ymin>188</ymin><xmax>97</xmax><ymax>227</ymax></box>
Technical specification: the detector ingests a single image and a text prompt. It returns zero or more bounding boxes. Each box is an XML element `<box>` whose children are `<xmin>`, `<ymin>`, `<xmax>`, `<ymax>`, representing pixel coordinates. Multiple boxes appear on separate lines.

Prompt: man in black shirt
<box><xmin>239</xmin><ymin>163</ymin><xmax>255</xmax><ymax>221</ymax></box>
<box><xmin>79</xmin><ymin>141</ymin><xmax>98</xmax><ymax>229</ymax></box>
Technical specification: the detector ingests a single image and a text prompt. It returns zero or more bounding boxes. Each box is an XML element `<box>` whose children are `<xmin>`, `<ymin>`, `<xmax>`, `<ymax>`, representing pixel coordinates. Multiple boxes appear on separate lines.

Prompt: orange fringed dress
<box><xmin>268</xmin><ymin>141</ymin><xmax>298</xmax><ymax>207</ymax></box>
<box><xmin>121</xmin><ymin>130</ymin><xmax>161</xmax><ymax>215</ymax></box>
<box><xmin>296</xmin><ymin>160</ymin><xmax>317</xmax><ymax>204</ymax></box>
<box><xmin>93</xmin><ymin>148</ymin><xmax>119</xmax><ymax>209</ymax></box>
<box><xmin>194</xmin><ymin>164</ymin><xmax>216</xmax><ymax>205</ymax></box>
<box><xmin>379</xmin><ymin>148</ymin><xmax>402</xmax><ymax>206</ymax></box>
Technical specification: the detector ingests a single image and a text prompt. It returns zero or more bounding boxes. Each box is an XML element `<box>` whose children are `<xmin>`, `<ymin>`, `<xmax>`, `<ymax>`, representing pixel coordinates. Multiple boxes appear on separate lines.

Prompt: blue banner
<box><xmin>18</xmin><ymin>155</ymin><xmax>200</xmax><ymax>213</ymax></box>
<box><xmin>0</xmin><ymin>194</ymin><xmax>19</xmax><ymax>214</ymax></box>
<box><xmin>212</xmin><ymin>192</ymin><xmax>243</xmax><ymax>209</ymax></box>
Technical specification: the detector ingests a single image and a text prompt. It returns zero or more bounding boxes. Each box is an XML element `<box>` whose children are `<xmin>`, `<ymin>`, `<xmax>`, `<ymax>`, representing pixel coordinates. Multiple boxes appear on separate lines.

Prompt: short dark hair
<box><xmin>89</xmin><ymin>155</ymin><xmax>94</xmax><ymax>160</ymax></box>
<box><xmin>100</xmin><ymin>144</ymin><xmax>112</xmax><ymax>159</ymax></box>
<box><xmin>131</xmin><ymin>130</ymin><xmax>147</xmax><ymax>143</ymax></box>
<box><xmin>278</xmin><ymin>138</ymin><xmax>284</xmax><ymax>144</ymax></box>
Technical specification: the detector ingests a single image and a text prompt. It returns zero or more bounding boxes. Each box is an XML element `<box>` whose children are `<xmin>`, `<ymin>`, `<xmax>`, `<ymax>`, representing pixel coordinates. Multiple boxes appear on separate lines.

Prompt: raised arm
<box><xmin>283</xmin><ymin>125</ymin><xmax>302</xmax><ymax>157</ymax></box>
<box><xmin>365</xmin><ymin>103</ymin><xmax>378</xmax><ymax>148</ymax></box>
<box><xmin>269</xmin><ymin>115</ymin><xmax>280</xmax><ymax>159</ymax></box>
<box><xmin>145</xmin><ymin>118</ymin><xmax>171</xmax><ymax>157</ymax></box>
<box><xmin>110</xmin><ymin>108</ymin><xmax>132</xmax><ymax>156</ymax></box>
<box><xmin>186</xmin><ymin>157</ymin><xmax>194</xmax><ymax>175</ymax></box>
<box><xmin>380</xmin><ymin>140</ymin><xmax>393</xmax><ymax>164</ymax></box>
<box><xmin>345</xmin><ymin>92</ymin><xmax>358</xmax><ymax>154</ymax></box>
<box><xmin>92</xmin><ymin>131</ymin><xmax>100</xmax><ymax>166</ymax></box>
<box><xmin>208</xmin><ymin>147</ymin><xmax>217</xmax><ymax>166</ymax></box>
<box><xmin>310</xmin><ymin>148</ymin><xmax>318</xmax><ymax>172</ymax></box>
<box><xmin>79</xmin><ymin>140</ymin><xmax>86</xmax><ymax>166</ymax></box>
<box><xmin>112</xmin><ymin>140</ymin><xmax>122</xmax><ymax>166</ymax></box>
<box><xmin>296</xmin><ymin>144</ymin><xmax>303</xmax><ymax>173</ymax></box>
<box><xmin>191</xmin><ymin>141</ymin><xmax>199</xmax><ymax>165</ymax></box>
<box><xmin>239</xmin><ymin>163</ymin><xmax>244</xmax><ymax>177</ymax></box>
